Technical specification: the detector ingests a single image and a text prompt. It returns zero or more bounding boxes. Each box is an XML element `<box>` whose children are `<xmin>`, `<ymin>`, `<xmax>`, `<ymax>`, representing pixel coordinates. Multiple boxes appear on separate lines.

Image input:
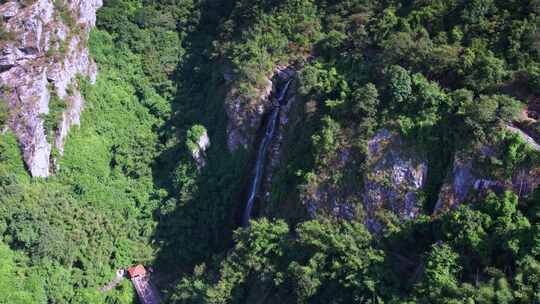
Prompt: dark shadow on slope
<box><xmin>149</xmin><ymin>0</ymin><xmax>250</xmax><ymax>289</ymax></box>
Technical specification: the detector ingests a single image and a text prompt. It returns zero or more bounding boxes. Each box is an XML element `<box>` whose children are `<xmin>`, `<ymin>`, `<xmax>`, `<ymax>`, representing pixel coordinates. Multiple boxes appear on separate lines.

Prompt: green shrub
<box><xmin>0</xmin><ymin>99</ymin><xmax>8</xmax><ymax>127</ymax></box>
<box><xmin>186</xmin><ymin>124</ymin><xmax>207</xmax><ymax>154</ymax></box>
<box><xmin>40</xmin><ymin>93</ymin><xmax>66</xmax><ymax>143</ymax></box>
<box><xmin>53</xmin><ymin>0</ymin><xmax>76</xmax><ymax>29</ymax></box>
<box><xmin>527</xmin><ymin>64</ymin><xmax>540</xmax><ymax>93</ymax></box>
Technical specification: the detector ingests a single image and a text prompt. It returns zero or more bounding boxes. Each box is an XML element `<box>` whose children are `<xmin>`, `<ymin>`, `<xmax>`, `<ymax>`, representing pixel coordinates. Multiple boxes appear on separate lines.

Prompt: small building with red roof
<box><xmin>126</xmin><ymin>264</ymin><xmax>160</xmax><ymax>304</ymax></box>
<box><xmin>127</xmin><ymin>264</ymin><xmax>147</xmax><ymax>279</ymax></box>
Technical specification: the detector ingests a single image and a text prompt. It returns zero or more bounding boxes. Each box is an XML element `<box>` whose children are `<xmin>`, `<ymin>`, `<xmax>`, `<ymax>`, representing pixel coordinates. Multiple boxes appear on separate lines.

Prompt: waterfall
<box><xmin>242</xmin><ymin>79</ymin><xmax>292</xmax><ymax>226</ymax></box>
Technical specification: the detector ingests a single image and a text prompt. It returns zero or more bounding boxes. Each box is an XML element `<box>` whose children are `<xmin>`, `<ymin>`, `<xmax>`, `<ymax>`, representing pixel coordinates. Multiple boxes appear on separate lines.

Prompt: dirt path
<box><xmin>100</xmin><ymin>269</ymin><xmax>126</xmax><ymax>292</ymax></box>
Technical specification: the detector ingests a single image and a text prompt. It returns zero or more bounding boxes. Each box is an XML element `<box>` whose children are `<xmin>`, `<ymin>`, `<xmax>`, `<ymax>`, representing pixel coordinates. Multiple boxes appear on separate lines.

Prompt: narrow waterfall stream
<box><xmin>242</xmin><ymin>79</ymin><xmax>292</xmax><ymax>226</ymax></box>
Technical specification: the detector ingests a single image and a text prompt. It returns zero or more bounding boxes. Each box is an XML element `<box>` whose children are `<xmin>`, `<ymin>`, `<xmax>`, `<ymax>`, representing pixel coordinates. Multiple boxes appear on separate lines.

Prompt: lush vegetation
<box><xmin>174</xmin><ymin>190</ymin><xmax>540</xmax><ymax>303</ymax></box>
<box><xmin>1</xmin><ymin>0</ymin><xmax>540</xmax><ymax>303</ymax></box>
<box><xmin>0</xmin><ymin>0</ymin><xmax>192</xmax><ymax>301</ymax></box>
<box><xmin>172</xmin><ymin>0</ymin><xmax>540</xmax><ymax>303</ymax></box>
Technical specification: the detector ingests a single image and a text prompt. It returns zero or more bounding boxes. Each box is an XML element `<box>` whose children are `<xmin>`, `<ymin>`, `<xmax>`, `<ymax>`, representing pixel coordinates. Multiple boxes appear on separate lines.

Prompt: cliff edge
<box><xmin>0</xmin><ymin>0</ymin><xmax>102</xmax><ymax>177</ymax></box>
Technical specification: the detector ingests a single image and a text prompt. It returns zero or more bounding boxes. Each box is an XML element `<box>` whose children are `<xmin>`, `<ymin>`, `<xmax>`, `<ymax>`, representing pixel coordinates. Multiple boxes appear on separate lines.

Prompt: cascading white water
<box><xmin>242</xmin><ymin>79</ymin><xmax>292</xmax><ymax>226</ymax></box>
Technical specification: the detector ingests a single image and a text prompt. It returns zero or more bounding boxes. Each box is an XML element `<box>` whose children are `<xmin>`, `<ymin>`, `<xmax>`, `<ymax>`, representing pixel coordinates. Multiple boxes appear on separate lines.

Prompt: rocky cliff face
<box><xmin>224</xmin><ymin>66</ymin><xmax>296</xmax><ymax>152</ymax></box>
<box><xmin>261</xmin><ymin>69</ymin><xmax>296</xmax><ymax>202</ymax></box>
<box><xmin>189</xmin><ymin>129</ymin><xmax>210</xmax><ymax>170</ymax></box>
<box><xmin>300</xmin><ymin>128</ymin><xmax>428</xmax><ymax>232</ymax></box>
<box><xmin>434</xmin><ymin>136</ymin><xmax>540</xmax><ymax>214</ymax></box>
<box><xmin>362</xmin><ymin>129</ymin><xmax>427</xmax><ymax>232</ymax></box>
<box><xmin>0</xmin><ymin>0</ymin><xmax>102</xmax><ymax>177</ymax></box>
<box><xmin>434</xmin><ymin>153</ymin><xmax>475</xmax><ymax>213</ymax></box>
<box><xmin>224</xmin><ymin>77</ymin><xmax>272</xmax><ymax>153</ymax></box>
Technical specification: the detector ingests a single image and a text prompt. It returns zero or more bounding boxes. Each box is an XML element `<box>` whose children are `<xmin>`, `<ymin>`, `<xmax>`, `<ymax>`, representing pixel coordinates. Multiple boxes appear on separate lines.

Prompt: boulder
<box><xmin>190</xmin><ymin>130</ymin><xmax>210</xmax><ymax>170</ymax></box>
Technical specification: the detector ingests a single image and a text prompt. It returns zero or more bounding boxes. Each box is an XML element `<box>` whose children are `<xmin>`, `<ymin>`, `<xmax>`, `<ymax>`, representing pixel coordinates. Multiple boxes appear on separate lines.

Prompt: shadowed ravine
<box><xmin>242</xmin><ymin>79</ymin><xmax>292</xmax><ymax>226</ymax></box>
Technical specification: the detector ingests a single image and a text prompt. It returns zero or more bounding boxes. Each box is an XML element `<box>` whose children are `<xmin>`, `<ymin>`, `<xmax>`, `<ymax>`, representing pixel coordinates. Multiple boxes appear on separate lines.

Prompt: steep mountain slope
<box><xmin>1</xmin><ymin>0</ymin><xmax>540</xmax><ymax>303</ymax></box>
<box><xmin>171</xmin><ymin>1</ymin><xmax>540</xmax><ymax>303</ymax></box>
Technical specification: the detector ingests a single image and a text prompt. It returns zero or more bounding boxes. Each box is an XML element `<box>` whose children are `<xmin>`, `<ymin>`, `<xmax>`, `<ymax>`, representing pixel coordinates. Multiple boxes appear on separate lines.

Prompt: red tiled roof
<box><xmin>128</xmin><ymin>264</ymin><xmax>147</xmax><ymax>278</ymax></box>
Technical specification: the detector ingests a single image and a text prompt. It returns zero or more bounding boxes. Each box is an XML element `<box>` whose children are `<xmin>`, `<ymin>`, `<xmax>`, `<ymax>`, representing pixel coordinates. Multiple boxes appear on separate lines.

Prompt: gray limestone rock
<box><xmin>0</xmin><ymin>0</ymin><xmax>102</xmax><ymax>177</ymax></box>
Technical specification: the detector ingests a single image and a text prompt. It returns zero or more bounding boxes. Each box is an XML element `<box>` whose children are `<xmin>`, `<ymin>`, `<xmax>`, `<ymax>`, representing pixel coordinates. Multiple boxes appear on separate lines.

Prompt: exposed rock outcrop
<box><xmin>0</xmin><ymin>0</ymin><xmax>102</xmax><ymax>177</ymax></box>
<box><xmin>433</xmin><ymin>153</ymin><xmax>476</xmax><ymax>213</ymax></box>
<box><xmin>435</xmin><ymin>130</ymin><xmax>540</xmax><ymax>213</ymax></box>
<box><xmin>189</xmin><ymin>129</ymin><xmax>210</xmax><ymax>170</ymax></box>
<box><xmin>300</xmin><ymin>128</ymin><xmax>428</xmax><ymax>232</ymax></box>
<box><xmin>224</xmin><ymin>66</ymin><xmax>296</xmax><ymax>152</ymax></box>
<box><xmin>505</xmin><ymin>124</ymin><xmax>540</xmax><ymax>152</ymax></box>
<box><xmin>261</xmin><ymin>69</ymin><xmax>296</xmax><ymax>201</ymax></box>
<box><xmin>362</xmin><ymin>129</ymin><xmax>427</xmax><ymax>232</ymax></box>
<box><xmin>224</xmin><ymin>79</ymin><xmax>272</xmax><ymax>152</ymax></box>
<box><xmin>302</xmin><ymin>144</ymin><xmax>357</xmax><ymax>220</ymax></box>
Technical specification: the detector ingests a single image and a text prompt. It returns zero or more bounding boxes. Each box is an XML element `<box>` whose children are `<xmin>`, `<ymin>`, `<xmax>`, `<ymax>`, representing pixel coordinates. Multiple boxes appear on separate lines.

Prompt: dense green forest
<box><xmin>1</xmin><ymin>0</ymin><xmax>540</xmax><ymax>303</ymax></box>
